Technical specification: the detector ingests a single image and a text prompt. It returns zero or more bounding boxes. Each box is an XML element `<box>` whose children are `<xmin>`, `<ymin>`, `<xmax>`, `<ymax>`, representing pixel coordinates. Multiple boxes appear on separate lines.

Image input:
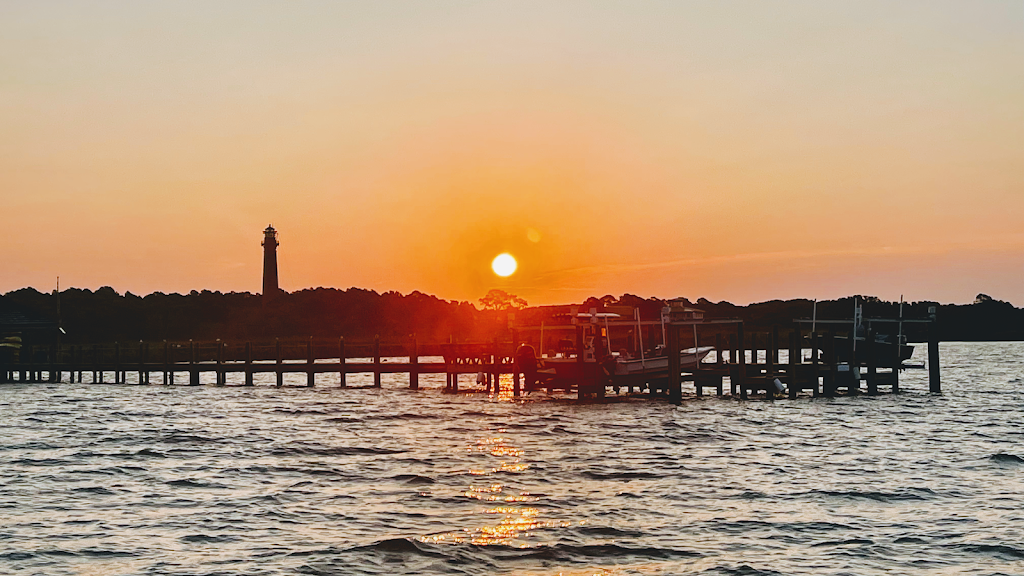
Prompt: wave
<box><xmin>160</xmin><ymin>433</ymin><xmax>222</xmax><ymax>444</ymax></box>
<box><xmin>345</xmin><ymin>538</ymin><xmax>702</xmax><ymax>563</ymax></box>
<box><xmin>72</xmin><ymin>486</ymin><xmax>117</xmax><ymax>495</ymax></box>
<box><xmin>1</xmin><ymin>549</ymin><xmax>138</xmax><ymax>561</ymax></box>
<box><xmin>180</xmin><ymin>534</ymin><xmax>240</xmax><ymax>543</ymax></box>
<box><xmin>479</xmin><ymin>542</ymin><xmax>702</xmax><ymax>562</ymax></box>
<box><xmin>10</xmin><ymin>457</ymin><xmax>70</xmax><ymax>466</ymax></box>
<box><xmin>165</xmin><ymin>478</ymin><xmax>230</xmax><ymax>489</ymax></box>
<box><xmin>957</xmin><ymin>543</ymin><xmax>1024</xmax><ymax>560</ymax></box>
<box><xmin>574</xmin><ymin>526</ymin><xmax>647</xmax><ymax>538</ymax></box>
<box><xmin>582</xmin><ymin>471</ymin><xmax>665</xmax><ymax>480</ymax></box>
<box><xmin>699</xmin><ymin>565</ymin><xmax>784</xmax><ymax>576</ymax></box>
<box><xmin>804</xmin><ymin>487</ymin><xmax>936</xmax><ymax>502</ymax></box>
<box><xmin>269</xmin><ymin>444</ymin><xmax>405</xmax><ymax>457</ymax></box>
<box><xmin>989</xmin><ymin>453</ymin><xmax>1024</xmax><ymax>464</ymax></box>
<box><xmin>810</xmin><ymin>538</ymin><xmax>874</xmax><ymax>547</ymax></box>
<box><xmin>269</xmin><ymin>408</ymin><xmax>340</xmax><ymax>415</ymax></box>
<box><xmin>390</xmin><ymin>474</ymin><xmax>436</xmax><ymax>485</ymax></box>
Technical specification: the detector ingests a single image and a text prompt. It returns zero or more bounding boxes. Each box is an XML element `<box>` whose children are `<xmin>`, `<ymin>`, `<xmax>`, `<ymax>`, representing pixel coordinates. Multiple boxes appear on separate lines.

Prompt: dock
<box><xmin>0</xmin><ymin>313</ymin><xmax>941</xmax><ymax>402</ymax></box>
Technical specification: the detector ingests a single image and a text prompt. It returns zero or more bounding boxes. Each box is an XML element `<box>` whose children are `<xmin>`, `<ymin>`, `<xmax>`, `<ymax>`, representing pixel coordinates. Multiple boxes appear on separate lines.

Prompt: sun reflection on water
<box><xmin>422</xmin><ymin>430</ymin><xmax>562</xmax><ymax>547</ymax></box>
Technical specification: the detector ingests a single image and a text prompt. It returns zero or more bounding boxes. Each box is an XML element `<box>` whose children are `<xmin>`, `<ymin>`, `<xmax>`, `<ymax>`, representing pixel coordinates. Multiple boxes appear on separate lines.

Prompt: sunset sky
<box><xmin>3</xmin><ymin>1</ymin><xmax>1022</xmax><ymax>306</ymax></box>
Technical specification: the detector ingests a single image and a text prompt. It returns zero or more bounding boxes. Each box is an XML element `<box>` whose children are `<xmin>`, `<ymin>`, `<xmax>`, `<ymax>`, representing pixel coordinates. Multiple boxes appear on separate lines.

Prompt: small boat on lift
<box><xmin>524</xmin><ymin>307</ymin><xmax>714</xmax><ymax>390</ymax></box>
<box><xmin>807</xmin><ymin>297</ymin><xmax>914</xmax><ymax>366</ymax></box>
<box><xmin>611</xmin><ymin>345</ymin><xmax>715</xmax><ymax>377</ymax></box>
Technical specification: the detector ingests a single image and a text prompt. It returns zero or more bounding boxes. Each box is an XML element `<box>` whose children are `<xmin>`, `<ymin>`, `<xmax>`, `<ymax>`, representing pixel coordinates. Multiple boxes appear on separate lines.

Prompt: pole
<box><xmin>668</xmin><ymin>324</ymin><xmax>681</xmax><ymax>405</ymax></box>
<box><xmin>409</xmin><ymin>335</ymin><xmax>419</xmax><ymax>390</ymax></box>
<box><xmin>928</xmin><ymin>306</ymin><xmax>940</xmax><ymax>393</ymax></box>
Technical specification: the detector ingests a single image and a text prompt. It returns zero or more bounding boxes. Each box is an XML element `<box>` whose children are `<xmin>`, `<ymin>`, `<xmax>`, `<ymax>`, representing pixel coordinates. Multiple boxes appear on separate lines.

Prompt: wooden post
<box><xmin>162</xmin><ymin>341</ymin><xmax>169</xmax><ymax>385</ymax></box>
<box><xmin>866</xmin><ymin>329</ymin><xmax>877</xmax><ymax>395</ymax></box>
<box><xmin>409</xmin><ymin>335</ymin><xmax>419</xmax><ymax>390</ymax></box>
<box><xmin>138</xmin><ymin>341</ymin><xmax>146</xmax><ymax>385</ymax></box>
<box><xmin>511</xmin><ymin>329</ymin><xmax>521</xmax><ymax>397</ymax></box>
<box><xmin>339</xmin><ymin>337</ymin><xmax>346</xmax><ymax>388</ymax></box>
<box><xmin>726</xmin><ymin>334</ymin><xmax>736</xmax><ymax>394</ymax></box>
<box><xmin>451</xmin><ymin>337</ymin><xmax>460</xmax><ymax>393</ymax></box>
<box><xmin>47</xmin><ymin>343</ymin><xmax>56</xmax><ymax>382</ymax></box>
<box><xmin>373</xmin><ymin>335</ymin><xmax>381</xmax><ymax>388</ymax></box>
<box><xmin>810</xmin><ymin>332</ymin><xmax>820</xmax><ymax>397</ymax></box>
<box><xmin>27</xmin><ymin>343</ymin><xmax>35</xmax><ymax>382</ymax></box>
<box><xmin>824</xmin><ymin>331</ymin><xmax>836</xmax><ymax>397</ymax></box>
<box><xmin>668</xmin><ymin>324</ymin><xmax>682</xmax><ymax>404</ymax></box>
<box><xmin>737</xmin><ymin>323</ymin><xmax>747</xmax><ymax>399</ymax></box>
<box><xmin>928</xmin><ymin>308</ymin><xmax>940</xmax><ymax>393</ymax></box>
<box><xmin>716</xmin><ymin>333</ymin><xmax>723</xmax><ymax>366</ymax></box>
<box><xmin>276</xmin><ymin>339</ymin><xmax>283</xmax><ymax>387</ymax></box>
<box><xmin>772</xmin><ymin>326</ymin><xmax>780</xmax><ymax>366</ymax></box>
<box><xmin>216</xmin><ymin>340</ymin><xmax>225</xmax><ymax>386</ymax></box>
<box><xmin>21</xmin><ymin>344</ymin><xmax>31</xmax><ymax>382</ymax></box>
<box><xmin>244</xmin><ymin>341</ymin><xmax>253</xmax><ymax>386</ymax></box>
<box><xmin>575</xmin><ymin>325</ymin><xmax>585</xmax><ymax>399</ymax></box>
<box><xmin>64</xmin><ymin>344</ymin><xmax>70</xmax><ymax>382</ymax></box>
<box><xmin>491</xmin><ymin>337</ymin><xmax>500</xmax><ymax>394</ymax></box>
<box><xmin>788</xmin><ymin>330</ymin><xmax>798</xmax><ymax>399</ymax></box>
<box><xmin>189</xmin><ymin>340</ymin><xmax>198</xmax><ymax>386</ymax></box>
<box><xmin>114</xmin><ymin>342</ymin><xmax>121</xmax><ymax>384</ymax></box>
<box><xmin>92</xmin><ymin>344</ymin><xmax>99</xmax><ymax>383</ymax></box>
<box><xmin>307</xmin><ymin>337</ymin><xmax>315</xmax><ymax>387</ymax></box>
<box><xmin>890</xmin><ymin>343</ymin><xmax>901</xmax><ymax>394</ymax></box>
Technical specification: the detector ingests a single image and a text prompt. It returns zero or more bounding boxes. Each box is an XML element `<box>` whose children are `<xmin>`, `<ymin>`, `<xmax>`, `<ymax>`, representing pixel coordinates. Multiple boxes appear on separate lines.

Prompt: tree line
<box><xmin>2</xmin><ymin>286</ymin><xmax>1021</xmax><ymax>344</ymax></box>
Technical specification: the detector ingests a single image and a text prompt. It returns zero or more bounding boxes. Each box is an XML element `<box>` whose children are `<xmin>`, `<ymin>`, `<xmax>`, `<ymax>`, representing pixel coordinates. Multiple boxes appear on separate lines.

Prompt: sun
<box><xmin>491</xmin><ymin>253</ymin><xmax>517</xmax><ymax>277</ymax></box>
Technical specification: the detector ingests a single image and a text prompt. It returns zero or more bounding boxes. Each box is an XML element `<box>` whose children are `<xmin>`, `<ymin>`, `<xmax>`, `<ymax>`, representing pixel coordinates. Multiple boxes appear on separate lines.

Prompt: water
<box><xmin>1</xmin><ymin>342</ymin><xmax>1022</xmax><ymax>575</ymax></box>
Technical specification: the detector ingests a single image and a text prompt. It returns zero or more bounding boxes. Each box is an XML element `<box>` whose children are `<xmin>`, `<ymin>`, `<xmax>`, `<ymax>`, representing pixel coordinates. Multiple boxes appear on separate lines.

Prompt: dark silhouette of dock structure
<box><xmin>0</xmin><ymin>310</ymin><xmax>941</xmax><ymax>400</ymax></box>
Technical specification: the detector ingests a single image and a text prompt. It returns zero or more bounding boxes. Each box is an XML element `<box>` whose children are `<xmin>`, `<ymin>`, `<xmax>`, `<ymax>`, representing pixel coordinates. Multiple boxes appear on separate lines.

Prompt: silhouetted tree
<box><xmin>479</xmin><ymin>289</ymin><xmax>527</xmax><ymax>311</ymax></box>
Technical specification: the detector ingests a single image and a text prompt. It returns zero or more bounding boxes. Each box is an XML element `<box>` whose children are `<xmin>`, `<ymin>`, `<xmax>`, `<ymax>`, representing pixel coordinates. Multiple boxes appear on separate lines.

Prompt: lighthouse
<box><xmin>262</xmin><ymin>225</ymin><xmax>280</xmax><ymax>302</ymax></box>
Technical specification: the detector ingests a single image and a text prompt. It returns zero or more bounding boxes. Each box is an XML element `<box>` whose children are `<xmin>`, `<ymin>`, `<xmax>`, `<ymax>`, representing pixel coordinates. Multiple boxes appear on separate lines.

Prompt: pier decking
<box><xmin>0</xmin><ymin>313</ymin><xmax>940</xmax><ymax>401</ymax></box>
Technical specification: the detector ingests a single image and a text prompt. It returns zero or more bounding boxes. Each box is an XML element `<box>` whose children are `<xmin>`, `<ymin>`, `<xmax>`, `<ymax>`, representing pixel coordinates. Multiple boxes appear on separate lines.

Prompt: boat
<box><xmin>611</xmin><ymin>345</ymin><xmax>715</xmax><ymax>376</ymax></box>
<box><xmin>516</xmin><ymin>303</ymin><xmax>716</xmax><ymax>392</ymax></box>
<box><xmin>806</xmin><ymin>297</ymin><xmax>914</xmax><ymax>367</ymax></box>
<box><xmin>834</xmin><ymin>334</ymin><xmax>914</xmax><ymax>366</ymax></box>
<box><xmin>527</xmin><ymin>335</ymin><xmax>714</xmax><ymax>391</ymax></box>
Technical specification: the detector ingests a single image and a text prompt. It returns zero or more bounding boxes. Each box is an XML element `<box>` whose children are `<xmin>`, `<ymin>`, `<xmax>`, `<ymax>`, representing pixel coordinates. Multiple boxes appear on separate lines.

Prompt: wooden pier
<box><xmin>0</xmin><ymin>337</ymin><xmax>533</xmax><ymax>394</ymax></box>
<box><xmin>0</xmin><ymin>313</ymin><xmax>940</xmax><ymax>403</ymax></box>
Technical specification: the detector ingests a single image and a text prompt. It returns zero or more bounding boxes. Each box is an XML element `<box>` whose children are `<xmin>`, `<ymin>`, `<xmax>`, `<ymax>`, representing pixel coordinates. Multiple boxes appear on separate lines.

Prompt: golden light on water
<box><xmin>422</xmin><ymin>431</ymin><xmax>565</xmax><ymax>547</ymax></box>
<box><xmin>491</xmin><ymin>253</ymin><xmax>517</xmax><ymax>277</ymax></box>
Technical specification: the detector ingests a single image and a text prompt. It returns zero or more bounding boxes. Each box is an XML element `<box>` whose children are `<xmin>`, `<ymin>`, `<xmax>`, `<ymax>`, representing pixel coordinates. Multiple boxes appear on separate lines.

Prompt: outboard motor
<box><xmin>516</xmin><ymin>344</ymin><xmax>539</xmax><ymax>390</ymax></box>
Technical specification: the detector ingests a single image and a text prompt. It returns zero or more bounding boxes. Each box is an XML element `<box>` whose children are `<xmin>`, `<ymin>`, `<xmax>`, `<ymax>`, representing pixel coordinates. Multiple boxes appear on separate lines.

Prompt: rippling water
<box><xmin>2</xmin><ymin>342</ymin><xmax>1022</xmax><ymax>575</ymax></box>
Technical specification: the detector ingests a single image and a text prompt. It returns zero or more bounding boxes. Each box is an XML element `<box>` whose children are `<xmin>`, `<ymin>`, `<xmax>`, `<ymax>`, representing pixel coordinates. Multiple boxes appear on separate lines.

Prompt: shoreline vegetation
<box><xmin>2</xmin><ymin>287</ymin><xmax>1021</xmax><ymax>344</ymax></box>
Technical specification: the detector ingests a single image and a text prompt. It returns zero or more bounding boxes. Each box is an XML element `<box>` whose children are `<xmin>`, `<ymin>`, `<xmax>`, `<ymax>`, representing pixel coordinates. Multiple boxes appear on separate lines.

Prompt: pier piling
<box><xmin>928</xmin><ymin>307</ymin><xmax>941</xmax><ymax>393</ymax></box>
<box><xmin>244</xmin><ymin>342</ymin><xmax>253</xmax><ymax>386</ymax></box>
<box><xmin>276</xmin><ymin>339</ymin><xmax>283</xmax><ymax>387</ymax></box>
<box><xmin>409</xmin><ymin>336</ymin><xmax>419</xmax><ymax>390</ymax></box>
<box><xmin>373</xmin><ymin>335</ymin><xmax>381</xmax><ymax>388</ymax></box>
<box><xmin>306</xmin><ymin>337</ymin><xmax>314</xmax><ymax>387</ymax></box>
<box><xmin>866</xmin><ymin>329</ymin><xmax>878</xmax><ymax>395</ymax></box>
<box><xmin>338</xmin><ymin>337</ymin><xmax>346</xmax><ymax>388</ymax></box>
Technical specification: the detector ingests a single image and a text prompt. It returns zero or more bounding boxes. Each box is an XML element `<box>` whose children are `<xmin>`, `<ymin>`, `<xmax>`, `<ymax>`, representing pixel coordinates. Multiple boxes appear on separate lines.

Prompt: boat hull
<box><xmin>833</xmin><ymin>337</ymin><xmax>914</xmax><ymax>366</ymax></box>
<box><xmin>535</xmin><ymin>346</ymin><xmax>714</xmax><ymax>390</ymax></box>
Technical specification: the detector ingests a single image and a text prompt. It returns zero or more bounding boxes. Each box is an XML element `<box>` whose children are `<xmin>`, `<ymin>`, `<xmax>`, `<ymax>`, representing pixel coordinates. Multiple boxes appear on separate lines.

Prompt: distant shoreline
<box><xmin>2</xmin><ymin>287</ymin><xmax>1021</xmax><ymax>344</ymax></box>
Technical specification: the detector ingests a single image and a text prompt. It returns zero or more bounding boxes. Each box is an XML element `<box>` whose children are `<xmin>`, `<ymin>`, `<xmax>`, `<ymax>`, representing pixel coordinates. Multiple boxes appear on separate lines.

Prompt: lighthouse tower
<box><xmin>262</xmin><ymin>225</ymin><xmax>280</xmax><ymax>302</ymax></box>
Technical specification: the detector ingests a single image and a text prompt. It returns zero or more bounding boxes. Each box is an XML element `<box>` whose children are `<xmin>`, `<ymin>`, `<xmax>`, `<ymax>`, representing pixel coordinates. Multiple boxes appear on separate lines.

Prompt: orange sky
<box><xmin>2</xmin><ymin>2</ymin><xmax>1022</xmax><ymax>306</ymax></box>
